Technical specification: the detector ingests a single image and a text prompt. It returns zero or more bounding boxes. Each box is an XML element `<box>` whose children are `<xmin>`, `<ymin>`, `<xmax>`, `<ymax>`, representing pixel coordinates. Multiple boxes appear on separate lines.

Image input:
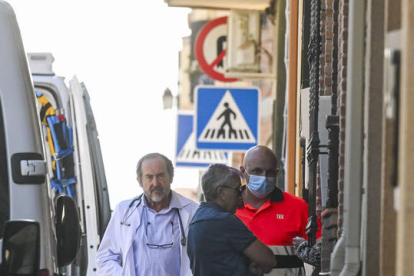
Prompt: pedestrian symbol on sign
<box><xmin>199</xmin><ymin>90</ymin><xmax>256</xmax><ymax>143</ymax></box>
<box><xmin>217</xmin><ymin>102</ymin><xmax>236</xmax><ymax>139</ymax></box>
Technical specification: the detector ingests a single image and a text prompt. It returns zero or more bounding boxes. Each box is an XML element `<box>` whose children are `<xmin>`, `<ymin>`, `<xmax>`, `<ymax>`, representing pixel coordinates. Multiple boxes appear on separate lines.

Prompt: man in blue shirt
<box><xmin>97</xmin><ymin>153</ymin><xmax>198</xmax><ymax>276</ymax></box>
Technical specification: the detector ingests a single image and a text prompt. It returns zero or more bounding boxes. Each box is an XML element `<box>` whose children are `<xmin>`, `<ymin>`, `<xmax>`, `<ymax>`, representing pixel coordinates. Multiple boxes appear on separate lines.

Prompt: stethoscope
<box><xmin>120</xmin><ymin>194</ymin><xmax>187</xmax><ymax>246</ymax></box>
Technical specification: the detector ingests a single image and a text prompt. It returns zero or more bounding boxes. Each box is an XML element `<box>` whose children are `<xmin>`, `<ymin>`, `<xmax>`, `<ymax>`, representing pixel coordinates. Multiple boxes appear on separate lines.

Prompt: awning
<box><xmin>164</xmin><ymin>0</ymin><xmax>269</xmax><ymax>11</ymax></box>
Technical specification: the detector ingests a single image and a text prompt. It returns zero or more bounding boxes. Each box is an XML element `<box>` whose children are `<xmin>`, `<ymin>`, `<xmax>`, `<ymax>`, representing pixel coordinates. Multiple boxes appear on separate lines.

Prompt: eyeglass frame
<box><xmin>218</xmin><ymin>184</ymin><xmax>246</xmax><ymax>194</ymax></box>
<box><xmin>243</xmin><ymin>168</ymin><xmax>280</xmax><ymax>179</ymax></box>
<box><xmin>145</xmin><ymin>221</ymin><xmax>175</xmax><ymax>249</ymax></box>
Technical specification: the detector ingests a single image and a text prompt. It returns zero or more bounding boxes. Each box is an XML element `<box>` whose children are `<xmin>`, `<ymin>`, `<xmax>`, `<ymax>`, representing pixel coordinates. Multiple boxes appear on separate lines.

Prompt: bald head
<box><xmin>244</xmin><ymin>146</ymin><xmax>278</xmax><ymax>168</ymax></box>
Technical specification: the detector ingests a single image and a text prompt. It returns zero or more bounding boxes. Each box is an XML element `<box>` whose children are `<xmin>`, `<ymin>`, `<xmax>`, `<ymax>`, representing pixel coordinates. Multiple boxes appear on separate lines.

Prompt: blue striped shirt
<box><xmin>133</xmin><ymin>194</ymin><xmax>181</xmax><ymax>276</ymax></box>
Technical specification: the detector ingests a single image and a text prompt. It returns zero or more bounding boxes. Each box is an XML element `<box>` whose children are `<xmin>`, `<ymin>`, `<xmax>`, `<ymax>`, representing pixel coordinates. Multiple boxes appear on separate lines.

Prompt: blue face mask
<box><xmin>246</xmin><ymin>174</ymin><xmax>276</xmax><ymax>198</ymax></box>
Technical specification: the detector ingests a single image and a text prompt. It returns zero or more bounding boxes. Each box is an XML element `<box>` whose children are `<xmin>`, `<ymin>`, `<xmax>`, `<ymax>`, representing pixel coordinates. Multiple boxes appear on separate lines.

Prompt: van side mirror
<box><xmin>55</xmin><ymin>195</ymin><xmax>81</xmax><ymax>267</ymax></box>
<box><xmin>1</xmin><ymin>220</ymin><xmax>40</xmax><ymax>276</ymax></box>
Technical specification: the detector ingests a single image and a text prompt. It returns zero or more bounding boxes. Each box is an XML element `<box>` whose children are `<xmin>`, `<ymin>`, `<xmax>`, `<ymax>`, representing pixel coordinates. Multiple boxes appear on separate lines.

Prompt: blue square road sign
<box><xmin>195</xmin><ymin>86</ymin><xmax>260</xmax><ymax>151</ymax></box>
<box><xmin>175</xmin><ymin>111</ymin><xmax>228</xmax><ymax>168</ymax></box>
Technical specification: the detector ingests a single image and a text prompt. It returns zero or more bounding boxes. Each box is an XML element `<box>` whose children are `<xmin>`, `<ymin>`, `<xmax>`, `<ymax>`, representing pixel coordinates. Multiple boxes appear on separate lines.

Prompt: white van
<box><xmin>27</xmin><ymin>52</ymin><xmax>112</xmax><ymax>276</ymax></box>
<box><xmin>0</xmin><ymin>1</ymin><xmax>81</xmax><ymax>275</ymax></box>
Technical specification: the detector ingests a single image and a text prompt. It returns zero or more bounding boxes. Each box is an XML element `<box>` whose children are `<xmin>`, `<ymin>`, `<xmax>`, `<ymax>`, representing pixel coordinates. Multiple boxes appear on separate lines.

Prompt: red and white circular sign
<box><xmin>195</xmin><ymin>17</ymin><xmax>238</xmax><ymax>83</ymax></box>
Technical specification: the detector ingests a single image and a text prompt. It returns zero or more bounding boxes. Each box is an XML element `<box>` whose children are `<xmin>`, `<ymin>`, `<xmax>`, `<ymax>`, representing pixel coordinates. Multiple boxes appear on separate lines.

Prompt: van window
<box><xmin>0</xmin><ymin>101</ymin><xmax>10</xmax><ymax>238</ymax></box>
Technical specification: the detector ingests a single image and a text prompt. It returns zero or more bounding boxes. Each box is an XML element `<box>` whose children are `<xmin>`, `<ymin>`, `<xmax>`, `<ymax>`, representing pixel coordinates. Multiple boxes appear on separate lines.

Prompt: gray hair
<box><xmin>201</xmin><ymin>164</ymin><xmax>241</xmax><ymax>201</ymax></box>
<box><xmin>136</xmin><ymin>153</ymin><xmax>174</xmax><ymax>181</ymax></box>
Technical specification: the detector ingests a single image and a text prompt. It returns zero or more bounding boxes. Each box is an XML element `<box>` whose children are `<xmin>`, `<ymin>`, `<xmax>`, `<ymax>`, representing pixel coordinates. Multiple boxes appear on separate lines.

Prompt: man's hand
<box><xmin>292</xmin><ymin>236</ymin><xmax>307</xmax><ymax>248</ymax></box>
<box><xmin>248</xmin><ymin>262</ymin><xmax>264</xmax><ymax>276</ymax></box>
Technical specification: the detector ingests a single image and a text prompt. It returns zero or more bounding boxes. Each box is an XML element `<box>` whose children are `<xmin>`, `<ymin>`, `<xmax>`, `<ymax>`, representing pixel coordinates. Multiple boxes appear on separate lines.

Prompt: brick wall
<box><xmin>320</xmin><ymin>4</ymin><xmax>326</xmax><ymax>97</ymax></box>
<box><xmin>336</xmin><ymin>0</ymin><xmax>349</xmax><ymax>238</ymax></box>
<box><xmin>323</xmin><ymin>0</ymin><xmax>335</xmax><ymax>97</ymax></box>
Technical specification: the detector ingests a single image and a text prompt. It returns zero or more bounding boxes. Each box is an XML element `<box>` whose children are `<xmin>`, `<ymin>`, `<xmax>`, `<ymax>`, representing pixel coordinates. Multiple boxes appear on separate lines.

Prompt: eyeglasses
<box><xmin>244</xmin><ymin>169</ymin><xmax>279</xmax><ymax>179</ymax></box>
<box><xmin>219</xmin><ymin>184</ymin><xmax>246</xmax><ymax>194</ymax></box>
<box><xmin>145</xmin><ymin>221</ymin><xmax>174</xmax><ymax>249</ymax></box>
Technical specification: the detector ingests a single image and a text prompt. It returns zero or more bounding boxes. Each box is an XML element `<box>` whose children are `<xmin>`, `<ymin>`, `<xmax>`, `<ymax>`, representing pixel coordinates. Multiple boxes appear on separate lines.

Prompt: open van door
<box><xmin>69</xmin><ymin>76</ymin><xmax>104</xmax><ymax>275</ymax></box>
<box><xmin>28</xmin><ymin>53</ymin><xmax>111</xmax><ymax>276</ymax></box>
<box><xmin>69</xmin><ymin>77</ymin><xmax>111</xmax><ymax>238</ymax></box>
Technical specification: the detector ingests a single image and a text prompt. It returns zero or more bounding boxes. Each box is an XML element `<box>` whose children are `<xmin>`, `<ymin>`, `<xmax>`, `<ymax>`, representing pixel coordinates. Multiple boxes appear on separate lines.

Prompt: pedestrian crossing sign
<box><xmin>176</xmin><ymin>111</ymin><xmax>228</xmax><ymax>168</ymax></box>
<box><xmin>195</xmin><ymin>86</ymin><xmax>260</xmax><ymax>151</ymax></box>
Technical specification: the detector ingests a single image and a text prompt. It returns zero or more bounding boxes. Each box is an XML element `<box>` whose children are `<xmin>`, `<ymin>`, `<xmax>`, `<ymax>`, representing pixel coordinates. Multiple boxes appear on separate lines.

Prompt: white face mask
<box><xmin>246</xmin><ymin>173</ymin><xmax>276</xmax><ymax>198</ymax></box>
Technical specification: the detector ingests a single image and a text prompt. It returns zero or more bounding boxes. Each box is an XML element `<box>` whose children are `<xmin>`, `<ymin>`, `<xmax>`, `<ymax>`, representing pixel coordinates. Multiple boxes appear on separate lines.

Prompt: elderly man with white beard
<box><xmin>97</xmin><ymin>153</ymin><xmax>198</xmax><ymax>276</ymax></box>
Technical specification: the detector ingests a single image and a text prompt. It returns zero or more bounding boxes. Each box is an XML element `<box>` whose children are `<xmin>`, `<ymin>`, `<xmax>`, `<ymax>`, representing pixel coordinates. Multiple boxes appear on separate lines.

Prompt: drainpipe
<box><xmin>396</xmin><ymin>0</ymin><xmax>414</xmax><ymax>274</ymax></box>
<box><xmin>274</xmin><ymin>0</ymin><xmax>287</xmax><ymax>191</ymax></box>
<box><xmin>286</xmin><ymin>0</ymin><xmax>299</xmax><ymax>195</ymax></box>
<box><xmin>281</xmin><ymin>0</ymin><xmax>290</xmax><ymax>190</ymax></box>
<box><xmin>330</xmin><ymin>0</ymin><xmax>365</xmax><ymax>275</ymax></box>
<box><xmin>330</xmin><ymin>236</ymin><xmax>345</xmax><ymax>275</ymax></box>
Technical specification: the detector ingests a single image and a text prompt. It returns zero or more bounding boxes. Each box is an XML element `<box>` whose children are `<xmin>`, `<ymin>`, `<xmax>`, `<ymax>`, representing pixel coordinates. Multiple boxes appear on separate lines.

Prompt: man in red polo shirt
<box><xmin>236</xmin><ymin>146</ymin><xmax>316</xmax><ymax>276</ymax></box>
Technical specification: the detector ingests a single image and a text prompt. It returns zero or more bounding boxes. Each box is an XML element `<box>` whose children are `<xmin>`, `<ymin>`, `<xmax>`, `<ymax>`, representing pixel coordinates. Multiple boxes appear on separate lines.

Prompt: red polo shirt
<box><xmin>236</xmin><ymin>191</ymin><xmax>310</xmax><ymax>246</ymax></box>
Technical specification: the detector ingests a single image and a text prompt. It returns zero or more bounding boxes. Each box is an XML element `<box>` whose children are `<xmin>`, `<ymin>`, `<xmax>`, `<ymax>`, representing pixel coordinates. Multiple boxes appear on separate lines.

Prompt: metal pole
<box><xmin>306</xmin><ymin>0</ymin><xmax>321</xmax><ymax>246</ymax></box>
